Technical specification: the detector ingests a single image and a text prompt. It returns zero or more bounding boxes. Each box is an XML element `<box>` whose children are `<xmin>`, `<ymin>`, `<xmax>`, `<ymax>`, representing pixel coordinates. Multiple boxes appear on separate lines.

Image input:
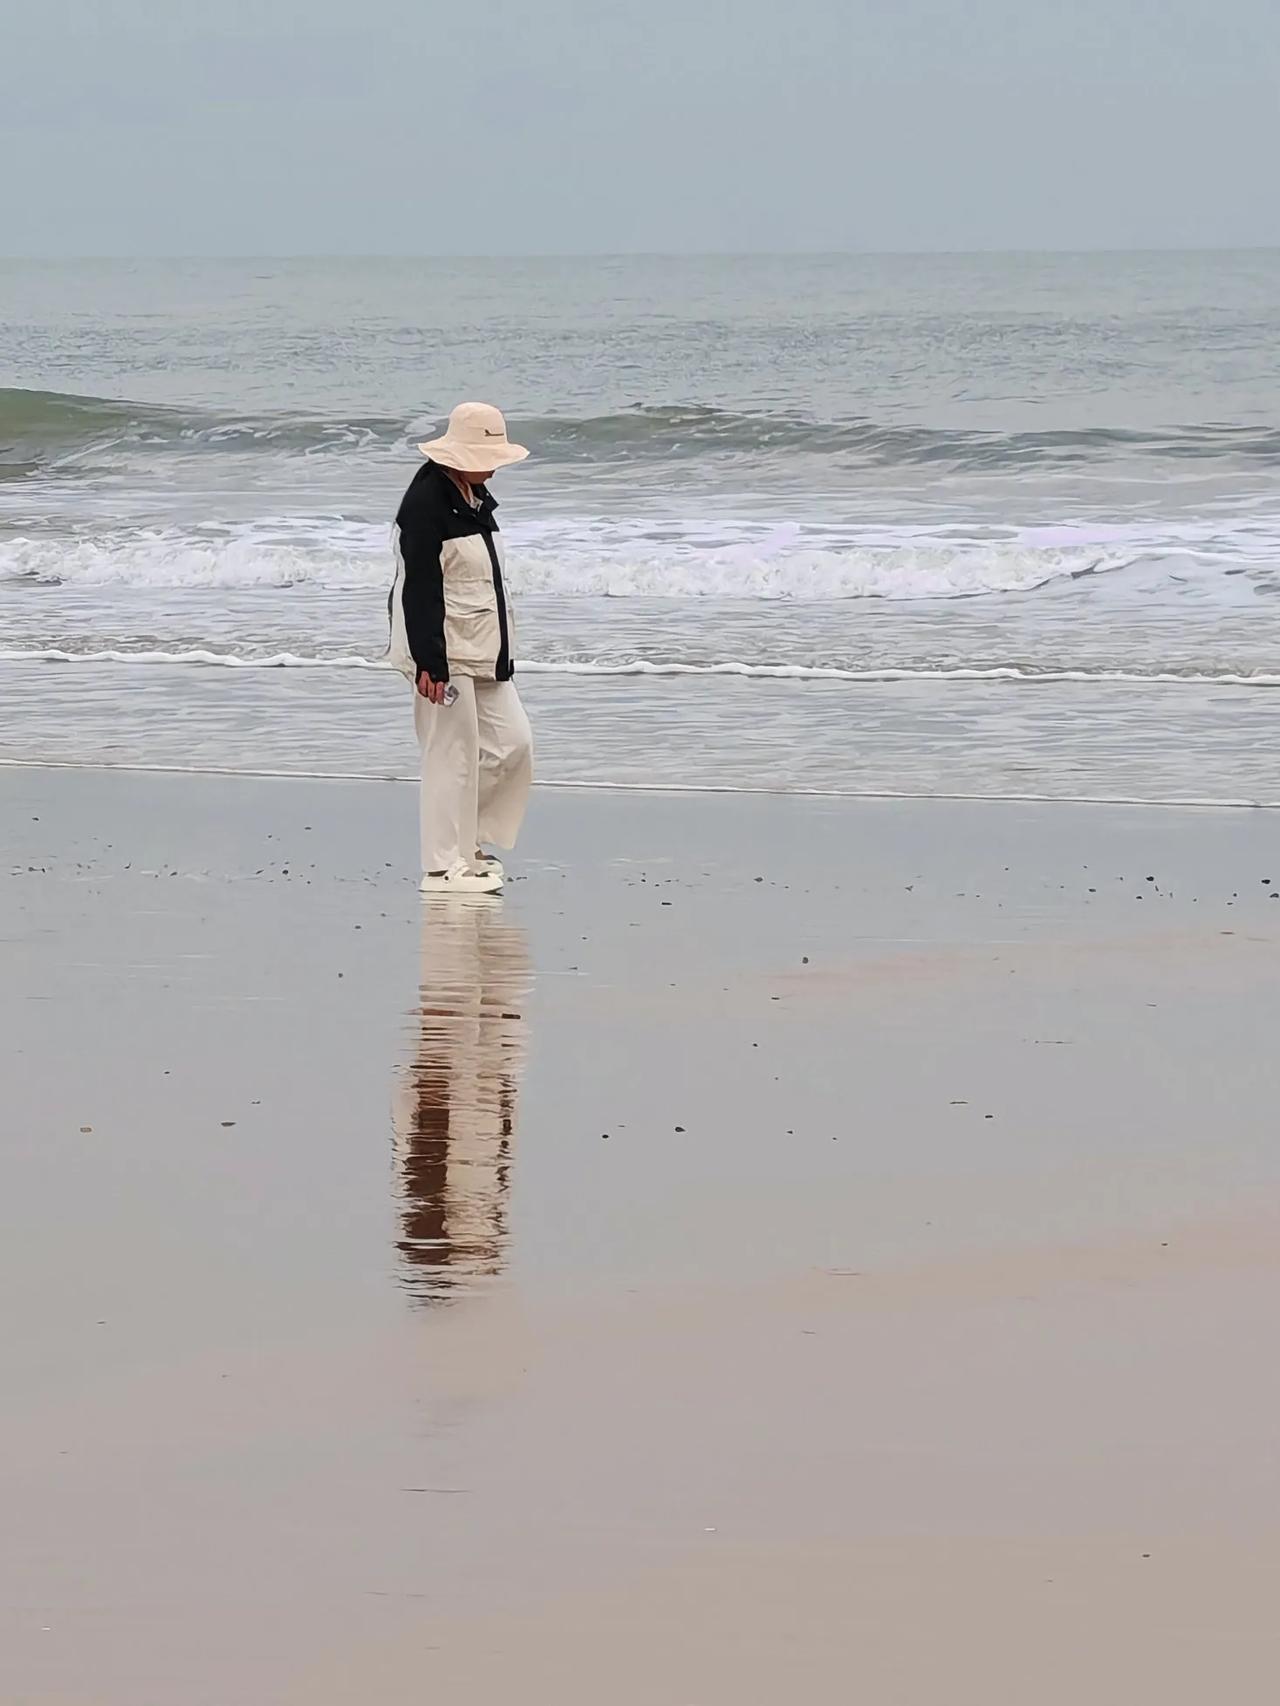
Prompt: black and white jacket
<box><xmin>387</xmin><ymin>461</ymin><xmax>515</xmax><ymax>684</ymax></box>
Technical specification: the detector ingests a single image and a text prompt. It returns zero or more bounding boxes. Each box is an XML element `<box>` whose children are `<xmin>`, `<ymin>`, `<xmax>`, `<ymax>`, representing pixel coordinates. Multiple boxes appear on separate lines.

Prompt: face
<box><xmin>460</xmin><ymin>469</ymin><xmax>495</xmax><ymax>485</ymax></box>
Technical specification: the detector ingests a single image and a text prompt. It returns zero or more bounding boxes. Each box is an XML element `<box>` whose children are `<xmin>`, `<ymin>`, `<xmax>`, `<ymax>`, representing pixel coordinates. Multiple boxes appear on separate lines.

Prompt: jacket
<box><xmin>387</xmin><ymin>461</ymin><xmax>515</xmax><ymax>684</ymax></box>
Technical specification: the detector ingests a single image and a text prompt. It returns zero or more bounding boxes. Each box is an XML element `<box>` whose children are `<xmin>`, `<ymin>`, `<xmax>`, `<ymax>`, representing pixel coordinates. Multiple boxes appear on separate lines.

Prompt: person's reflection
<box><xmin>392</xmin><ymin>899</ymin><xmax>531</xmax><ymax>1306</ymax></box>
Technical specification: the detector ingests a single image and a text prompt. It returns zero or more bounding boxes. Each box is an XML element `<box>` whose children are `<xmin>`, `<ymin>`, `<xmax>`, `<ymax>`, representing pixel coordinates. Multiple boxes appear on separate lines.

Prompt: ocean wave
<box><xmin>0</xmin><ymin>387</ymin><xmax>398</xmax><ymax>466</ymax></box>
<box><xmin>6</xmin><ymin>386</ymin><xmax>1280</xmax><ymax>473</ymax></box>
<box><xmin>513</xmin><ymin>539</ymin><xmax>1135</xmax><ymax>599</ymax></box>
<box><xmin>525</xmin><ymin>407</ymin><xmax>1280</xmax><ymax>470</ymax></box>
<box><xmin>0</xmin><ymin>529</ymin><xmax>1137</xmax><ymax>599</ymax></box>
<box><xmin>0</xmin><ymin>532</ymin><xmax>380</xmax><ymax>590</ymax></box>
<box><xmin>5</xmin><ymin>646</ymin><xmax>1279</xmax><ymax>687</ymax></box>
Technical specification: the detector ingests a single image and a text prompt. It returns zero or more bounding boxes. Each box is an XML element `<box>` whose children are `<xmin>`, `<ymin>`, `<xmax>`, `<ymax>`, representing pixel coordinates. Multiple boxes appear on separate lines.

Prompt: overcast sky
<box><xmin>3</xmin><ymin>0</ymin><xmax>1278</xmax><ymax>255</ymax></box>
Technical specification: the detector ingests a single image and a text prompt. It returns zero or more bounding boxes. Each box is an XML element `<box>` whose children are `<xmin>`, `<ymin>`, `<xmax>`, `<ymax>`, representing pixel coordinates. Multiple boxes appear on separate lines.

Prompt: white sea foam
<box><xmin>5</xmin><ymin>646</ymin><xmax>1279</xmax><ymax>687</ymax></box>
<box><xmin>0</xmin><ymin>527</ymin><xmax>1144</xmax><ymax>600</ymax></box>
<box><xmin>0</xmin><ymin>533</ymin><xmax>383</xmax><ymax>591</ymax></box>
<box><xmin>512</xmin><ymin>540</ymin><xmax>1139</xmax><ymax>600</ymax></box>
<box><xmin>5</xmin><ymin>502</ymin><xmax>1278</xmax><ymax>617</ymax></box>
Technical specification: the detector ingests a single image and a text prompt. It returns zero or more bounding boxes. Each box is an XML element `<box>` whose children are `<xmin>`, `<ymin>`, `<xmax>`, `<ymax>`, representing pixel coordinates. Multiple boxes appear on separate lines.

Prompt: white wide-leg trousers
<box><xmin>413</xmin><ymin>678</ymin><xmax>533</xmax><ymax>874</ymax></box>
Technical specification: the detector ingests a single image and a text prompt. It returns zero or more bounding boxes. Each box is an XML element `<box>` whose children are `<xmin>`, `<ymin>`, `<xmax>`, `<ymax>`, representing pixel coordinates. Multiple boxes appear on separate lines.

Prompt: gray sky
<box><xmin>3</xmin><ymin>0</ymin><xmax>1278</xmax><ymax>255</ymax></box>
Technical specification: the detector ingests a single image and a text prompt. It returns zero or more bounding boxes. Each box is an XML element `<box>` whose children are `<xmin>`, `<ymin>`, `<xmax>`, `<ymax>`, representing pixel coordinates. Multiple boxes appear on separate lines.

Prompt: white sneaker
<box><xmin>420</xmin><ymin>860</ymin><xmax>503</xmax><ymax>896</ymax></box>
<box><xmin>474</xmin><ymin>850</ymin><xmax>505</xmax><ymax>879</ymax></box>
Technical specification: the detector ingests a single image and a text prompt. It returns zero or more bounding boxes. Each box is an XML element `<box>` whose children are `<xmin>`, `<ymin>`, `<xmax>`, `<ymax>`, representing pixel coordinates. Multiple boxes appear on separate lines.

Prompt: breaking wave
<box><xmin>0</xmin><ymin>528</ymin><xmax>1137</xmax><ymax>599</ymax></box>
<box><xmin>6</xmin><ymin>386</ymin><xmax>1280</xmax><ymax>473</ymax></box>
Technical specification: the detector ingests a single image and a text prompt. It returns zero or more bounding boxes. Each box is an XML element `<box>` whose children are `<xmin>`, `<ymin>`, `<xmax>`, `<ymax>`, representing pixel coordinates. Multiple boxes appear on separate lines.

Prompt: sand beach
<box><xmin>4</xmin><ymin>766</ymin><xmax>1280</xmax><ymax>1701</ymax></box>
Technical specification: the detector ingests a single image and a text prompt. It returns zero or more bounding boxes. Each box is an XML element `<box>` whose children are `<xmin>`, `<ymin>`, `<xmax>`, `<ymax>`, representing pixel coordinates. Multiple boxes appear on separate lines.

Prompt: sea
<box><xmin>3</xmin><ymin>252</ymin><xmax>1279</xmax><ymax>803</ymax></box>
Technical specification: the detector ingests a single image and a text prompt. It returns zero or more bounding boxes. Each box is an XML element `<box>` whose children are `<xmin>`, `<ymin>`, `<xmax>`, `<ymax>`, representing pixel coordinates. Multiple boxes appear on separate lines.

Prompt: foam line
<box><xmin>4</xmin><ymin>647</ymin><xmax>1279</xmax><ymax>688</ymax></box>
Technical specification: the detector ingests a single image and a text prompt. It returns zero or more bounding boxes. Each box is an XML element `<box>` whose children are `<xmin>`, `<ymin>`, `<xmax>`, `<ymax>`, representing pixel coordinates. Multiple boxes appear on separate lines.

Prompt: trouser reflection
<box><xmin>391</xmin><ymin>900</ymin><xmax>531</xmax><ymax>1304</ymax></box>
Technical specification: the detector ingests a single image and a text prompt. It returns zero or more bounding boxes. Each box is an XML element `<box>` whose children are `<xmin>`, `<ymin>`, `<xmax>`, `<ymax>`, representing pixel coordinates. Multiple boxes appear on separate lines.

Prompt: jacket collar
<box><xmin>426</xmin><ymin>459</ymin><xmax>499</xmax><ymax>520</ymax></box>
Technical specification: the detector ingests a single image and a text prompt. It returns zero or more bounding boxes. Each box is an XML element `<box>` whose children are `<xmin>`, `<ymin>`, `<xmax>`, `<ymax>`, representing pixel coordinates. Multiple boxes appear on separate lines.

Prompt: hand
<box><xmin>417</xmin><ymin>670</ymin><xmax>448</xmax><ymax>704</ymax></box>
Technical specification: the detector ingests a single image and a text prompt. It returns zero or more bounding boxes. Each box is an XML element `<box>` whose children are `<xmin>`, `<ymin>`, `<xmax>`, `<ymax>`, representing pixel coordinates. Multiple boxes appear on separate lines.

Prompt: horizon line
<box><xmin>3</xmin><ymin>243</ymin><xmax>1280</xmax><ymax>264</ymax></box>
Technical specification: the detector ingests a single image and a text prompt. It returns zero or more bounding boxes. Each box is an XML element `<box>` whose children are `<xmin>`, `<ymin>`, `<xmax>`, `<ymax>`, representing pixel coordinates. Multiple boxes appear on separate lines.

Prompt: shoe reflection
<box><xmin>392</xmin><ymin>898</ymin><xmax>531</xmax><ymax>1306</ymax></box>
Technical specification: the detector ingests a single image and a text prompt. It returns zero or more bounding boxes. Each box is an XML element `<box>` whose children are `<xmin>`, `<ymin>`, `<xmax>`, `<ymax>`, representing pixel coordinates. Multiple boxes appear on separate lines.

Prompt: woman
<box><xmin>388</xmin><ymin>402</ymin><xmax>534</xmax><ymax>895</ymax></box>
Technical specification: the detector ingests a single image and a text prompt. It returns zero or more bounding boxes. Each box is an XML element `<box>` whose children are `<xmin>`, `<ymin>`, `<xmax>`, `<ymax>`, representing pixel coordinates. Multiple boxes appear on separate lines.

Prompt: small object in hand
<box><xmin>441</xmin><ymin>684</ymin><xmax>459</xmax><ymax>706</ymax></box>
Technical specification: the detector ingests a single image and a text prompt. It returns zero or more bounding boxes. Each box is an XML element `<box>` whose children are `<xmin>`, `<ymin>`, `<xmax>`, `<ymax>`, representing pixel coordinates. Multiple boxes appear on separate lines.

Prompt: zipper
<box><xmin>479</xmin><ymin>523</ymin><xmax>511</xmax><ymax>680</ymax></box>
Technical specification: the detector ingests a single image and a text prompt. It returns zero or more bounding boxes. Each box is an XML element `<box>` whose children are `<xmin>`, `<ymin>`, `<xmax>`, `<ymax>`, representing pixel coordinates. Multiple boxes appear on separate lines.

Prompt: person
<box><xmin>387</xmin><ymin>402</ymin><xmax>534</xmax><ymax>895</ymax></box>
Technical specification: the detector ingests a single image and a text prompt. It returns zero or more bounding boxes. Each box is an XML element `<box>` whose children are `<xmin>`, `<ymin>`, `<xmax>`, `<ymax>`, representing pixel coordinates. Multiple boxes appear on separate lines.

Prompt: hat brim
<box><xmin>417</xmin><ymin>437</ymin><xmax>530</xmax><ymax>470</ymax></box>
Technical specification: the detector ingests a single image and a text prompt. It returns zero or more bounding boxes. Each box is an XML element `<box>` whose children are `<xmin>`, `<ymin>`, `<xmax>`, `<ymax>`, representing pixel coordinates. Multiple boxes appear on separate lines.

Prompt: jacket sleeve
<box><xmin>398</xmin><ymin>509</ymin><xmax>449</xmax><ymax>683</ymax></box>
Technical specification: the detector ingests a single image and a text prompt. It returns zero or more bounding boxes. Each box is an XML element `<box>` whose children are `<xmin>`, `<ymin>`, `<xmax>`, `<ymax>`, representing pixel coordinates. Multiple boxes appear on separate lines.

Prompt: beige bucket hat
<box><xmin>417</xmin><ymin>401</ymin><xmax>529</xmax><ymax>471</ymax></box>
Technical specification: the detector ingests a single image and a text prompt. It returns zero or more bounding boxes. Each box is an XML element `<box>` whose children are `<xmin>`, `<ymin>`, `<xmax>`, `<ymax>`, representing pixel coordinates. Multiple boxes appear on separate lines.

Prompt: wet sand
<box><xmin>4</xmin><ymin>767</ymin><xmax>1280</xmax><ymax>1703</ymax></box>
